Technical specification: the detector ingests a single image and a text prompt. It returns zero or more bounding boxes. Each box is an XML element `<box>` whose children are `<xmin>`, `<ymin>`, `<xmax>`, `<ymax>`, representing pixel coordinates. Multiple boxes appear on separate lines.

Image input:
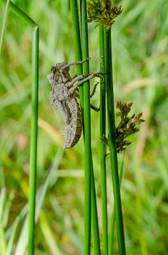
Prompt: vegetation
<box><xmin>0</xmin><ymin>0</ymin><xmax>168</xmax><ymax>254</ymax></box>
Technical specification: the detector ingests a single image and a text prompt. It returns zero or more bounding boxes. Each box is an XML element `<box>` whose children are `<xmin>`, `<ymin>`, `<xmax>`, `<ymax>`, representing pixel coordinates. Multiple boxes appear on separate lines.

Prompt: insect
<box><xmin>48</xmin><ymin>60</ymin><xmax>101</xmax><ymax>149</ymax></box>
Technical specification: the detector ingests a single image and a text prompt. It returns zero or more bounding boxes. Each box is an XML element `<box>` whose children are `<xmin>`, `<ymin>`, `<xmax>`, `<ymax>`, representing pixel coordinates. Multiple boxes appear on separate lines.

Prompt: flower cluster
<box><xmin>115</xmin><ymin>102</ymin><xmax>144</xmax><ymax>152</ymax></box>
<box><xmin>88</xmin><ymin>0</ymin><xmax>122</xmax><ymax>30</ymax></box>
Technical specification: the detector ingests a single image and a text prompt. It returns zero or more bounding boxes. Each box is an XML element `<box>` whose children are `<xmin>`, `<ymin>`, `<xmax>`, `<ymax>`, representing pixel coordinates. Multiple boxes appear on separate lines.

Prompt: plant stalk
<box><xmin>104</xmin><ymin>27</ymin><xmax>126</xmax><ymax>255</ymax></box>
<box><xmin>6</xmin><ymin>3</ymin><xmax>39</xmax><ymax>254</ymax></box>
<box><xmin>0</xmin><ymin>0</ymin><xmax>10</xmax><ymax>56</ymax></box>
<box><xmin>28</xmin><ymin>26</ymin><xmax>39</xmax><ymax>255</ymax></box>
<box><xmin>81</xmin><ymin>1</ymin><xmax>101</xmax><ymax>254</ymax></box>
<box><xmin>70</xmin><ymin>0</ymin><xmax>83</xmax><ymax>104</ymax></box>
<box><xmin>109</xmin><ymin>153</ymin><xmax>125</xmax><ymax>254</ymax></box>
<box><xmin>99</xmin><ymin>25</ymin><xmax>108</xmax><ymax>255</ymax></box>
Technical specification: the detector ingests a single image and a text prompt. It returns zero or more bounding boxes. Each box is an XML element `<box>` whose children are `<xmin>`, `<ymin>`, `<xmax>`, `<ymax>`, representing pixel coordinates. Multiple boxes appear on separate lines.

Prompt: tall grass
<box><xmin>1</xmin><ymin>0</ymin><xmax>168</xmax><ymax>254</ymax></box>
<box><xmin>104</xmin><ymin>28</ymin><xmax>126</xmax><ymax>254</ymax></box>
<box><xmin>1</xmin><ymin>2</ymin><xmax>39</xmax><ymax>254</ymax></box>
<box><xmin>99</xmin><ymin>25</ymin><xmax>108</xmax><ymax>255</ymax></box>
<box><xmin>71</xmin><ymin>1</ymin><xmax>100</xmax><ymax>254</ymax></box>
<box><xmin>0</xmin><ymin>0</ymin><xmax>10</xmax><ymax>56</ymax></box>
<box><xmin>28</xmin><ymin>26</ymin><xmax>39</xmax><ymax>255</ymax></box>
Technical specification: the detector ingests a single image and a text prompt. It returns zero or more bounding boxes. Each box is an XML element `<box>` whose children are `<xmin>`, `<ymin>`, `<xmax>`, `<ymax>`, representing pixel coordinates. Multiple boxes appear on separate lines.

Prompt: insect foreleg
<box><xmin>62</xmin><ymin>58</ymin><xmax>90</xmax><ymax>70</ymax></box>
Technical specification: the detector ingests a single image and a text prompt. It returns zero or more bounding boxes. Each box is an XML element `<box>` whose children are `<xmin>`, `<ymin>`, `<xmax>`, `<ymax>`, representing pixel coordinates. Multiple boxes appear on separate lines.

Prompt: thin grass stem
<box><xmin>28</xmin><ymin>26</ymin><xmax>39</xmax><ymax>255</ymax></box>
<box><xmin>104</xmin><ymin>25</ymin><xmax>126</xmax><ymax>255</ymax></box>
<box><xmin>109</xmin><ymin>153</ymin><xmax>125</xmax><ymax>254</ymax></box>
<box><xmin>70</xmin><ymin>0</ymin><xmax>83</xmax><ymax>105</ymax></box>
<box><xmin>0</xmin><ymin>0</ymin><xmax>10</xmax><ymax>56</ymax></box>
<box><xmin>91</xmin><ymin>168</ymin><xmax>101</xmax><ymax>255</ymax></box>
<box><xmin>99</xmin><ymin>26</ymin><xmax>108</xmax><ymax>255</ymax></box>
<box><xmin>80</xmin><ymin>1</ymin><xmax>100</xmax><ymax>254</ymax></box>
<box><xmin>6</xmin><ymin>3</ymin><xmax>39</xmax><ymax>254</ymax></box>
<box><xmin>71</xmin><ymin>1</ymin><xmax>100</xmax><ymax>254</ymax></box>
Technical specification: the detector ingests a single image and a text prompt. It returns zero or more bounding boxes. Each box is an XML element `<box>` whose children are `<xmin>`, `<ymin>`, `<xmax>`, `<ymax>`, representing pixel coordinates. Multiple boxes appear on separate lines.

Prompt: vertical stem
<box><xmin>104</xmin><ymin>28</ymin><xmax>126</xmax><ymax>255</ymax></box>
<box><xmin>99</xmin><ymin>26</ymin><xmax>108</xmax><ymax>255</ymax></box>
<box><xmin>28</xmin><ymin>26</ymin><xmax>39</xmax><ymax>255</ymax></box>
<box><xmin>109</xmin><ymin>153</ymin><xmax>125</xmax><ymax>254</ymax></box>
<box><xmin>3</xmin><ymin>3</ymin><xmax>39</xmax><ymax>254</ymax></box>
<box><xmin>91</xmin><ymin>168</ymin><xmax>101</xmax><ymax>255</ymax></box>
<box><xmin>81</xmin><ymin>1</ymin><xmax>100</xmax><ymax>254</ymax></box>
<box><xmin>70</xmin><ymin>0</ymin><xmax>83</xmax><ymax>105</ymax></box>
<box><xmin>81</xmin><ymin>1</ymin><xmax>92</xmax><ymax>253</ymax></box>
<box><xmin>71</xmin><ymin>2</ymin><xmax>101</xmax><ymax>254</ymax></box>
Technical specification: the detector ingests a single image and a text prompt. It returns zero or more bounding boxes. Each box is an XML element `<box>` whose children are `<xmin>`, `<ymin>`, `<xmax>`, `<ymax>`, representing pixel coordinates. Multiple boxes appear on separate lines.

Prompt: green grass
<box><xmin>104</xmin><ymin>27</ymin><xmax>126</xmax><ymax>254</ymax></box>
<box><xmin>2</xmin><ymin>2</ymin><xmax>40</xmax><ymax>255</ymax></box>
<box><xmin>71</xmin><ymin>1</ymin><xmax>100</xmax><ymax>254</ymax></box>
<box><xmin>99</xmin><ymin>25</ymin><xmax>108</xmax><ymax>255</ymax></box>
<box><xmin>0</xmin><ymin>0</ymin><xmax>168</xmax><ymax>254</ymax></box>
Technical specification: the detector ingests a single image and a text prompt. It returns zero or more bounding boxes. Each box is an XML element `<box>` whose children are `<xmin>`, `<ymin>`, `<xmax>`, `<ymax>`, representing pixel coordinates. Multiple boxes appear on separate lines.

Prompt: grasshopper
<box><xmin>48</xmin><ymin>60</ymin><xmax>101</xmax><ymax>149</ymax></box>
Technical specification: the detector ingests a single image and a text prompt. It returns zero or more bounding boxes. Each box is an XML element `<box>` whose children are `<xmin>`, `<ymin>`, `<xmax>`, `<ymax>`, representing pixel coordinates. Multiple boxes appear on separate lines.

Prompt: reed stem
<box><xmin>28</xmin><ymin>26</ymin><xmax>39</xmax><ymax>255</ymax></box>
<box><xmin>104</xmin><ymin>26</ymin><xmax>126</xmax><ymax>255</ymax></box>
<box><xmin>9</xmin><ymin>3</ymin><xmax>39</xmax><ymax>254</ymax></box>
<box><xmin>81</xmin><ymin>1</ymin><xmax>101</xmax><ymax>254</ymax></box>
<box><xmin>109</xmin><ymin>154</ymin><xmax>125</xmax><ymax>254</ymax></box>
<box><xmin>0</xmin><ymin>0</ymin><xmax>10</xmax><ymax>56</ymax></box>
<box><xmin>99</xmin><ymin>26</ymin><xmax>108</xmax><ymax>255</ymax></box>
<box><xmin>71</xmin><ymin>1</ymin><xmax>100</xmax><ymax>254</ymax></box>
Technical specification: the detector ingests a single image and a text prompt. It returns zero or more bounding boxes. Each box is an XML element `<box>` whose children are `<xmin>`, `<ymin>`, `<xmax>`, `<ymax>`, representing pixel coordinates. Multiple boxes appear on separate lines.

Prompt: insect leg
<box><xmin>66</xmin><ymin>75</ymin><xmax>87</xmax><ymax>94</ymax></box>
<box><xmin>91</xmin><ymin>104</ymin><xmax>100</xmax><ymax>112</ymax></box>
<box><xmin>67</xmin><ymin>73</ymin><xmax>102</xmax><ymax>95</ymax></box>
<box><xmin>62</xmin><ymin>58</ymin><xmax>90</xmax><ymax>70</ymax></box>
<box><xmin>77</xmin><ymin>72</ymin><xmax>102</xmax><ymax>86</ymax></box>
<box><xmin>90</xmin><ymin>82</ymin><xmax>99</xmax><ymax>98</ymax></box>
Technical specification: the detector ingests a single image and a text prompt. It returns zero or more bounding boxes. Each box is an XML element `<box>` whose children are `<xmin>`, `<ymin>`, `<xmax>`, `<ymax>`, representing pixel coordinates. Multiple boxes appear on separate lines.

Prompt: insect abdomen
<box><xmin>64</xmin><ymin>99</ymin><xmax>82</xmax><ymax>149</ymax></box>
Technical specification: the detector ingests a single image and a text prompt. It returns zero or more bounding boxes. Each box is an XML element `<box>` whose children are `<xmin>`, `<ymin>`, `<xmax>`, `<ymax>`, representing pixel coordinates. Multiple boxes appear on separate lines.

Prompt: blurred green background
<box><xmin>0</xmin><ymin>0</ymin><xmax>168</xmax><ymax>254</ymax></box>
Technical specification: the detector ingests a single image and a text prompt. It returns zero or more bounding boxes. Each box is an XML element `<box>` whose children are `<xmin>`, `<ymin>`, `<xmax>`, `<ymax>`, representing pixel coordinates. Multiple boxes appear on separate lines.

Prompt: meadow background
<box><xmin>0</xmin><ymin>0</ymin><xmax>168</xmax><ymax>254</ymax></box>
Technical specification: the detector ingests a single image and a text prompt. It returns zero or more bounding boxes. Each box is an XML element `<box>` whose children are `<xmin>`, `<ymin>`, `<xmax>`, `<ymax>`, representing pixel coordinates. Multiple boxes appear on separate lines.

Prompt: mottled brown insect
<box><xmin>48</xmin><ymin>60</ymin><xmax>101</xmax><ymax>149</ymax></box>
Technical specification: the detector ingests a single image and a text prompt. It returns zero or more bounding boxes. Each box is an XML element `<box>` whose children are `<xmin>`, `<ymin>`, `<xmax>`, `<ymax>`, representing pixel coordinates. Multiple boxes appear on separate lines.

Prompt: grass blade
<box><xmin>109</xmin><ymin>153</ymin><xmax>125</xmax><ymax>254</ymax></box>
<box><xmin>104</xmin><ymin>27</ymin><xmax>126</xmax><ymax>255</ymax></box>
<box><xmin>99</xmin><ymin>25</ymin><xmax>108</xmax><ymax>255</ymax></box>
<box><xmin>71</xmin><ymin>1</ymin><xmax>101</xmax><ymax>254</ymax></box>
<box><xmin>28</xmin><ymin>26</ymin><xmax>39</xmax><ymax>255</ymax></box>
<box><xmin>0</xmin><ymin>0</ymin><xmax>10</xmax><ymax>56</ymax></box>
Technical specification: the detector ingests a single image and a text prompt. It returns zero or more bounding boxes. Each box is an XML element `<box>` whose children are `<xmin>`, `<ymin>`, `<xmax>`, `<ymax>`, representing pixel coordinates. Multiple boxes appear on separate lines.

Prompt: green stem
<box><xmin>99</xmin><ymin>26</ymin><xmax>108</xmax><ymax>255</ymax></box>
<box><xmin>81</xmin><ymin>1</ymin><xmax>100</xmax><ymax>254</ymax></box>
<box><xmin>109</xmin><ymin>153</ymin><xmax>125</xmax><ymax>254</ymax></box>
<box><xmin>8</xmin><ymin>3</ymin><xmax>39</xmax><ymax>254</ymax></box>
<box><xmin>104</xmin><ymin>28</ymin><xmax>126</xmax><ymax>255</ymax></box>
<box><xmin>70</xmin><ymin>0</ymin><xmax>83</xmax><ymax>105</ymax></box>
<box><xmin>81</xmin><ymin>1</ymin><xmax>92</xmax><ymax>254</ymax></box>
<box><xmin>28</xmin><ymin>26</ymin><xmax>39</xmax><ymax>255</ymax></box>
<box><xmin>91</xmin><ymin>168</ymin><xmax>101</xmax><ymax>255</ymax></box>
<box><xmin>71</xmin><ymin>1</ymin><xmax>101</xmax><ymax>254</ymax></box>
<box><xmin>0</xmin><ymin>0</ymin><xmax>10</xmax><ymax>56</ymax></box>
